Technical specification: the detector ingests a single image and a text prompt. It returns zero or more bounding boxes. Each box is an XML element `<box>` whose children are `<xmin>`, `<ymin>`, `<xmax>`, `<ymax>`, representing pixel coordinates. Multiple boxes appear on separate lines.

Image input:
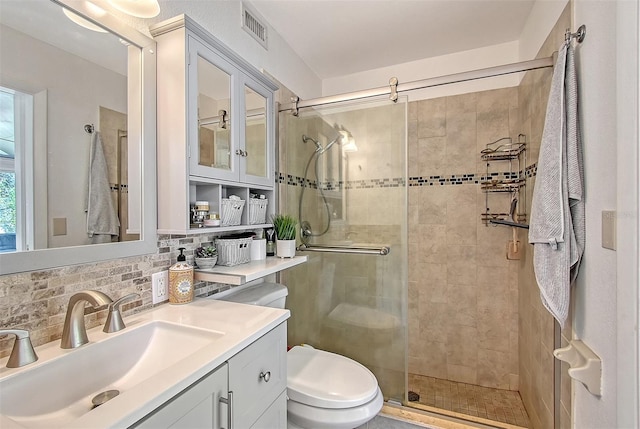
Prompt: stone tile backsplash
<box><xmin>0</xmin><ymin>232</ymin><xmax>235</xmax><ymax>358</ymax></box>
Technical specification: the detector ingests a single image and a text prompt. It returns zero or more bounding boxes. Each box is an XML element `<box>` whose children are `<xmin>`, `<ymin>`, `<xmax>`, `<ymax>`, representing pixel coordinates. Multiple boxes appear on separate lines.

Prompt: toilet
<box><xmin>215</xmin><ymin>282</ymin><xmax>384</xmax><ymax>429</ymax></box>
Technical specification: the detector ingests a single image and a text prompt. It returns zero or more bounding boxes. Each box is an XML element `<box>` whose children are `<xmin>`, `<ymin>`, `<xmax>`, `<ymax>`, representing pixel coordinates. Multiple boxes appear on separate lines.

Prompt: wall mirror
<box><xmin>0</xmin><ymin>0</ymin><xmax>157</xmax><ymax>275</ymax></box>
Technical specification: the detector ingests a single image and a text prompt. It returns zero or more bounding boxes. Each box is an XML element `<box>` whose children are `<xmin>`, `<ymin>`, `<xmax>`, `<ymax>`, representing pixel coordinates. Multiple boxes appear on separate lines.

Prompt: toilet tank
<box><xmin>216</xmin><ymin>282</ymin><xmax>288</xmax><ymax>308</ymax></box>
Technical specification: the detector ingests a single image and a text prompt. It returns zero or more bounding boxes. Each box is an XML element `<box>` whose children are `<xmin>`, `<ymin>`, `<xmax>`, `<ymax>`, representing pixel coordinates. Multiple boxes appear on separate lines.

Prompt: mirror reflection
<box><xmin>0</xmin><ymin>0</ymin><xmax>139</xmax><ymax>253</ymax></box>
<box><xmin>198</xmin><ymin>55</ymin><xmax>231</xmax><ymax>170</ymax></box>
<box><xmin>245</xmin><ymin>85</ymin><xmax>267</xmax><ymax>178</ymax></box>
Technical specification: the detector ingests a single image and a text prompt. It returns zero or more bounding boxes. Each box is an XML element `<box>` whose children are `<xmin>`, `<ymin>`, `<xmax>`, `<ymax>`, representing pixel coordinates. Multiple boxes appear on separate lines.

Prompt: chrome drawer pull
<box><xmin>259</xmin><ymin>371</ymin><xmax>271</xmax><ymax>382</ymax></box>
<box><xmin>219</xmin><ymin>391</ymin><xmax>233</xmax><ymax>429</ymax></box>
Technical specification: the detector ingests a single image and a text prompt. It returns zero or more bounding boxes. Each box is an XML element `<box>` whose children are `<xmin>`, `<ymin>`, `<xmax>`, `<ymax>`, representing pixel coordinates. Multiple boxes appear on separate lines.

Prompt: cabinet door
<box><xmin>133</xmin><ymin>363</ymin><xmax>229</xmax><ymax>429</ymax></box>
<box><xmin>229</xmin><ymin>323</ymin><xmax>287</xmax><ymax>428</ymax></box>
<box><xmin>239</xmin><ymin>76</ymin><xmax>274</xmax><ymax>187</ymax></box>
<box><xmin>189</xmin><ymin>36</ymin><xmax>239</xmax><ymax>182</ymax></box>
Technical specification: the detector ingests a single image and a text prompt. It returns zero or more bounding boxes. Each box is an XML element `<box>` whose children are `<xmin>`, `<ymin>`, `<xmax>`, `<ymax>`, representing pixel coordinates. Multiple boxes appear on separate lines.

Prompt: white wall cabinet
<box><xmin>151</xmin><ymin>15</ymin><xmax>278</xmax><ymax>235</ymax></box>
<box><xmin>132</xmin><ymin>323</ymin><xmax>287</xmax><ymax>429</ymax></box>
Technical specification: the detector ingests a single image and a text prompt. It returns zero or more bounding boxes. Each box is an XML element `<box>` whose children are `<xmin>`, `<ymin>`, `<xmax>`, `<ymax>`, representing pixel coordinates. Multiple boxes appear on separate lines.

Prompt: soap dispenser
<box><xmin>169</xmin><ymin>247</ymin><xmax>194</xmax><ymax>304</ymax></box>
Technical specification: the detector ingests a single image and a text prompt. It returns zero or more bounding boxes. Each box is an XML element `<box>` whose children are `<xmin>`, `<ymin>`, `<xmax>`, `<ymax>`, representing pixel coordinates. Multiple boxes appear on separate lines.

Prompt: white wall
<box><xmin>572</xmin><ymin>0</ymin><xmax>639</xmax><ymax>428</ymax></box>
<box><xmin>104</xmin><ymin>0</ymin><xmax>323</xmax><ymax>101</ymax></box>
<box><xmin>322</xmin><ymin>1</ymin><xmax>568</xmax><ymax>103</ymax></box>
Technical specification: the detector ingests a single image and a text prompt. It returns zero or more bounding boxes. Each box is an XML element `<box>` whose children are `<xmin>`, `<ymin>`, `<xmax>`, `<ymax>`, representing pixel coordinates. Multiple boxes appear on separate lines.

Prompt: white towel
<box><xmin>86</xmin><ymin>131</ymin><xmax>120</xmax><ymax>241</ymax></box>
<box><xmin>528</xmin><ymin>42</ymin><xmax>585</xmax><ymax>327</ymax></box>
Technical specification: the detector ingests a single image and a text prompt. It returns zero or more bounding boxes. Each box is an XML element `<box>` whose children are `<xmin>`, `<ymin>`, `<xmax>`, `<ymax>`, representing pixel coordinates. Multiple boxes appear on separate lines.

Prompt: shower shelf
<box><xmin>481</xmin><ymin>135</ymin><xmax>527</xmax><ymax>226</ymax></box>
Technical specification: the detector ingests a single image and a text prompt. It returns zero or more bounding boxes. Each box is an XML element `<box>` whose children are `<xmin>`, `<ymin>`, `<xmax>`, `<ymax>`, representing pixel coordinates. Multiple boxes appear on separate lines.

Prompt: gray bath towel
<box><xmin>528</xmin><ymin>42</ymin><xmax>585</xmax><ymax>327</ymax></box>
<box><xmin>86</xmin><ymin>131</ymin><xmax>120</xmax><ymax>241</ymax></box>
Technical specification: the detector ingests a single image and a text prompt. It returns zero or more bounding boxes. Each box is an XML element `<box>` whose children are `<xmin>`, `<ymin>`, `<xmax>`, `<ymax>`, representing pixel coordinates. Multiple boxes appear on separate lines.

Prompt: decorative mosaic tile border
<box><xmin>278</xmin><ymin>164</ymin><xmax>537</xmax><ymax>190</ymax></box>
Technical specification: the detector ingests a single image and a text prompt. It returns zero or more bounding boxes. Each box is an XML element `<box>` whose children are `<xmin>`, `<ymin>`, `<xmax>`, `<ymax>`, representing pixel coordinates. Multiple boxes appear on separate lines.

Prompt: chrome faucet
<box><xmin>103</xmin><ymin>293</ymin><xmax>140</xmax><ymax>333</ymax></box>
<box><xmin>0</xmin><ymin>329</ymin><xmax>38</xmax><ymax>368</ymax></box>
<box><xmin>60</xmin><ymin>290</ymin><xmax>112</xmax><ymax>349</ymax></box>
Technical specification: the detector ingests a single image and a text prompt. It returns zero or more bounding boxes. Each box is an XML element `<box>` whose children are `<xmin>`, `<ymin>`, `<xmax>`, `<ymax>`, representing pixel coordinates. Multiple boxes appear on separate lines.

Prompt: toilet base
<box><xmin>287</xmin><ymin>387</ymin><xmax>383</xmax><ymax>429</ymax></box>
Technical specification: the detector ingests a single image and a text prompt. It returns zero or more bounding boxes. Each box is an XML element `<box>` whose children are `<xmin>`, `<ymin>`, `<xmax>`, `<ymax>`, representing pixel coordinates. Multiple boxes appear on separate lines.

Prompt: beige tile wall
<box><xmin>407</xmin><ymin>87</ymin><xmax>521</xmax><ymax>391</ymax></box>
<box><xmin>517</xmin><ymin>4</ymin><xmax>572</xmax><ymax>429</ymax></box>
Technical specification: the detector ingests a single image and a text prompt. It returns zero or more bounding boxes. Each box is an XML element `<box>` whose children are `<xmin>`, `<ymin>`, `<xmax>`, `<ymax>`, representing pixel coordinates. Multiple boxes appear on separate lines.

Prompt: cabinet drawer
<box><xmin>229</xmin><ymin>323</ymin><xmax>286</xmax><ymax>429</ymax></box>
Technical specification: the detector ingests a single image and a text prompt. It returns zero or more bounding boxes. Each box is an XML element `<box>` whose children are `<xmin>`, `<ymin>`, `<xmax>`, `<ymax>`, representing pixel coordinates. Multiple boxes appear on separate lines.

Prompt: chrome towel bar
<box><xmin>297</xmin><ymin>243</ymin><xmax>390</xmax><ymax>256</ymax></box>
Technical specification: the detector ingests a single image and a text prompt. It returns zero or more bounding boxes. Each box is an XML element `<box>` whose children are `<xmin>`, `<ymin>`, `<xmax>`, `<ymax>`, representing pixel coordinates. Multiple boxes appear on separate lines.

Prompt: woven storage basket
<box><xmin>248</xmin><ymin>198</ymin><xmax>268</xmax><ymax>225</ymax></box>
<box><xmin>220</xmin><ymin>198</ymin><xmax>245</xmax><ymax>226</ymax></box>
<box><xmin>215</xmin><ymin>236</ymin><xmax>252</xmax><ymax>266</ymax></box>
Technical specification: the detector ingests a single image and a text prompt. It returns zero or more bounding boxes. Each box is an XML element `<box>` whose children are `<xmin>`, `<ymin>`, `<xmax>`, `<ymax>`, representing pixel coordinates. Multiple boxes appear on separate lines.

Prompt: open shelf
<box><xmin>194</xmin><ymin>255</ymin><xmax>308</xmax><ymax>285</ymax></box>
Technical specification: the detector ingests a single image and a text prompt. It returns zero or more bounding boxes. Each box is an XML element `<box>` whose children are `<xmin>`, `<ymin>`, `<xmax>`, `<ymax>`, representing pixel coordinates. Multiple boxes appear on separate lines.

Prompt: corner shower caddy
<box><xmin>480</xmin><ymin>134</ymin><xmax>528</xmax><ymax>228</ymax></box>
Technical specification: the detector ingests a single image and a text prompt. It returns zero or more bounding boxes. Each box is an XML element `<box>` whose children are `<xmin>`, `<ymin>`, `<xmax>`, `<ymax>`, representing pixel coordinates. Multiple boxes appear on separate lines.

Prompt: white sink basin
<box><xmin>0</xmin><ymin>321</ymin><xmax>224</xmax><ymax>428</ymax></box>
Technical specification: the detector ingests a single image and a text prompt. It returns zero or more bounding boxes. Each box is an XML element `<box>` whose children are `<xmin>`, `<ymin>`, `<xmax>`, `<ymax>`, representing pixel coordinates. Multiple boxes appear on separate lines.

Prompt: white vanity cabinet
<box><xmin>150</xmin><ymin>15</ymin><xmax>278</xmax><ymax>235</ymax></box>
<box><xmin>132</xmin><ymin>323</ymin><xmax>287</xmax><ymax>429</ymax></box>
<box><xmin>132</xmin><ymin>363</ymin><xmax>229</xmax><ymax>429</ymax></box>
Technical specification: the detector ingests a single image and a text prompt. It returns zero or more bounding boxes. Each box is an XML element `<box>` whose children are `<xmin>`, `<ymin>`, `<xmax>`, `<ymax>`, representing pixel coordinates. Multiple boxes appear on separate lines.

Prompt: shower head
<box><xmin>302</xmin><ymin>135</ymin><xmax>323</xmax><ymax>152</ymax></box>
<box><xmin>301</xmin><ymin>129</ymin><xmax>356</xmax><ymax>155</ymax></box>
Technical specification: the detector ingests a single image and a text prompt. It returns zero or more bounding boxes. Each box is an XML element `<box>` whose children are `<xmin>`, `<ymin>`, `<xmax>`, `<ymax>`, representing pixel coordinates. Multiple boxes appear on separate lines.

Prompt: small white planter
<box><xmin>276</xmin><ymin>240</ymin><xmax>296</xmax><ymax>258</ymax></box>
<box><xmin>195</xmin><ymin>256</ymin><xmax>217</xmax><ymax>269</ymax></box>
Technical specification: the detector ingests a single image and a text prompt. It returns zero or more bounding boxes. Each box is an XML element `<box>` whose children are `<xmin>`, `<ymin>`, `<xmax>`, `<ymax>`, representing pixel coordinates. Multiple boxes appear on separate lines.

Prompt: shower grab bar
<box><xmin>297</xmin><ymin>243</ymin><xmax>390</xmax><ymax>256</ymax></box>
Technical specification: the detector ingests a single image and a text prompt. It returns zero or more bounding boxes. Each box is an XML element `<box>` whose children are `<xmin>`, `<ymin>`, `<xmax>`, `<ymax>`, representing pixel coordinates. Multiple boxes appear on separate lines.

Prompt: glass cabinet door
<box><xmin>241</xmin><ymin>80</ymin><xmax>273</xmax><ymax>187</ymax></box>
<box><xmin>244</xmin><ymin>84</ymin><xmax>267</xmax><ymax>179</ymax></box>
<box><xmin>189</xmin><ymin>37</ymin><xmax>237</xmax><ymax>181</ymax></box>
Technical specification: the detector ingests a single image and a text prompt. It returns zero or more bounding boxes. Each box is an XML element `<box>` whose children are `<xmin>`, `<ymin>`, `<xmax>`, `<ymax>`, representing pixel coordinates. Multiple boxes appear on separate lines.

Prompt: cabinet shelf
<box><xmin>194</xmin><ymin>256</ymin><xmax>308</xmax><ymax>285</ymax></box>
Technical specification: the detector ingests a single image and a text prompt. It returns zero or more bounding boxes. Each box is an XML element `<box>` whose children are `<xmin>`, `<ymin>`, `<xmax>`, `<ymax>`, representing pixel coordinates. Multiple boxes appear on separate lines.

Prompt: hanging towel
<box><xmin>86</xmin><ymin>131</ymin><xmax>120</xmax><ymax>242</ymax></box>
<box><xmin>528</xmin><ymin>42</ymin><xmax>585</xmax><ymax>328</ymax></box>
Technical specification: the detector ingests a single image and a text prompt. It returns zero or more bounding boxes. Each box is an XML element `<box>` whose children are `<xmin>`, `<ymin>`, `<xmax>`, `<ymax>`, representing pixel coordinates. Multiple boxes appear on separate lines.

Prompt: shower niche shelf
<box><xmin>480</xmin><ymin>135</ymin><xmax>528</xmax><ymax>227</ymax></box>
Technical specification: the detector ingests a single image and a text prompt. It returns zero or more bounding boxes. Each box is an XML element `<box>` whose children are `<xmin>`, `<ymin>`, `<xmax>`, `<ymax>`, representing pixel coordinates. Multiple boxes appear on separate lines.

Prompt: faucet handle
<box><xmin>103</xmin><ymin>293</ymin><xmax>140</xmax><ymax>333</ymax></box>
<box><xmin>0</xmin><ymin>329</ymin><xmax>38</xmax><ymax>368</ymax></box>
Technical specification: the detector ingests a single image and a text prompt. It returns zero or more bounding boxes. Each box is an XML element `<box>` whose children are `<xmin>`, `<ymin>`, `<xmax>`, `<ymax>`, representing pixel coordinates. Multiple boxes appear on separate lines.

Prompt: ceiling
<box><xmin>249</xmin><ymin>0</ymin><xmax>536</xmax><ymax>80</ymax></box>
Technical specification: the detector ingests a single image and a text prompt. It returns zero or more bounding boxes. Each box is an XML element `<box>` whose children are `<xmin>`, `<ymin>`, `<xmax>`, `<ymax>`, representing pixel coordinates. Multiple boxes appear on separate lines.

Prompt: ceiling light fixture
<box><xmin>62</xmin><ymin>5</ymin><xmax>107</xmax><ymax>33</ymax></box>
<box><xmin>107</xmin><ymin>0</ymin><xmax>160</xmax><ymax>18</ymax></box>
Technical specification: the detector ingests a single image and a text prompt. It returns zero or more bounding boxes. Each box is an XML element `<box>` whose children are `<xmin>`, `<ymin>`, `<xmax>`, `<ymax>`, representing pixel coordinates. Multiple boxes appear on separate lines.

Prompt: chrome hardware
<box><xmin>103</xmin><ymin>293</ymin><xmax>140</xmax><ymax>333</ymax></box>
<box><xmin>0</xmin><ymin>329</ymin><xmax>38</xmax><ymax>368</ymax></box>
<box><xmin>219</xmin><ymin>390</ymin><xmax>233</xmax><ymax>429</ymax></box>
<box><xmin>297</xmin><ymin>243</ymin><xmax>391</xmax><ymax>256</ymax></box>
<box><xmin>259</xmin><ymin>371</ymin><xmax>271</xmax><ymax>382</ymax></box>
<box><xmin>291</xmin><ymin>95</ymin><xmax>299</xmax><ymax>116</ymax></box>
<box><xmin>61</xmin><ymin>290</ymin><xmax>112</xmax><ymax>349</ymax></box>
<box><xmin>235</xmin><ymin>149</ymin><xmax>247</xmax><ymax>157</ymax></box>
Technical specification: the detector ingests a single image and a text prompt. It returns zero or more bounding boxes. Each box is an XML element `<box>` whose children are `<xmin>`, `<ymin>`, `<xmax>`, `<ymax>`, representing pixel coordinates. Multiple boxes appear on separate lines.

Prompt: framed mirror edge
<box><xmin>0</xmin><ymin>0</ymin><xmax>158</xmax><ymax>276</ymax></box>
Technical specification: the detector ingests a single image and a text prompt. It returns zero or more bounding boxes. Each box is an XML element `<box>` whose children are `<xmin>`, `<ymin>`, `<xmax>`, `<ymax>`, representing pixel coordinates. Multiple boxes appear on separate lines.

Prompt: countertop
<box><xmin>0</xmin><ymin>298</ymin><xmax>290</xmax><ymax>429</ymax></box>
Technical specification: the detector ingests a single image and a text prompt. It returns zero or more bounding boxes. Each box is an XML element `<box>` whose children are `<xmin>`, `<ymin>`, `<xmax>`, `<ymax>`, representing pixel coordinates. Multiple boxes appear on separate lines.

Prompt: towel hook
<box><xmin>565</xmin><ymin>25</ymin><xmax>586</xmax><ymax>44</ymax></box>
<box><xmin>84</xmin><ymin>124</ymin><xmax>95</xmax><ymax>134</ymax></box>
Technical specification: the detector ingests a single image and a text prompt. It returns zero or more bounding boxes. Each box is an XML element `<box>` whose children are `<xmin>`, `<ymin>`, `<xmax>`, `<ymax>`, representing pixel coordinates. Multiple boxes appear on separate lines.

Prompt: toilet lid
<box><xmin>287</xmin><ymin>346</ymin><xmax>379</xmax><ymax>409</ymax></box>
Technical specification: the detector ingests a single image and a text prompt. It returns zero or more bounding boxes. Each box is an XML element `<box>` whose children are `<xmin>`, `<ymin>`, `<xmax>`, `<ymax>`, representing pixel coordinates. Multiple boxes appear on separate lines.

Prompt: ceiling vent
<box><xmin>242</xmin><ymin>4</ymin><xmax>268</xmax><ymax>50</ymax></box>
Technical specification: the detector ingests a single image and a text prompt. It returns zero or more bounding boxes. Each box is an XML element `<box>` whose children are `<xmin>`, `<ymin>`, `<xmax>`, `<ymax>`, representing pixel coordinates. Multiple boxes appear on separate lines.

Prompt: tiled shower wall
<box><xmin>517</xmin><ymin>4</ymin><xmax>572</xmax><ymax>429</ymax></box>
<box><xmin>407</xmin><ymin>87</ymin><xmax>521</xmax><ymax>391</ymax></box>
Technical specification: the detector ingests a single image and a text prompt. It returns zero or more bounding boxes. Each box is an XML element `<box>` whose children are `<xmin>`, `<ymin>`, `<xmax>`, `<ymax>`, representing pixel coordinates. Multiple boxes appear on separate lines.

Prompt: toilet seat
<box><xmin>287</xmin><ymin>346</ymin><xmax>379</xmax><ymax>409</ymax></box>
<box><xmin>287</xmin><ymin>387</ymin><xmax>383</xmax><ymax>429</ymax></box>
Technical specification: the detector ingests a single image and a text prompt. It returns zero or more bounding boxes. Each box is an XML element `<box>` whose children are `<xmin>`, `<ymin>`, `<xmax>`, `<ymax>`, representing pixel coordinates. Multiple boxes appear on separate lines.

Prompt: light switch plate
<box><xmin>52</xmin><ymin>218</ymin><xmax>67</xmax><ymax>236</ymax></box>
<box><xmin>601</xmin><ymin>211</ymin><xmax>616</xmax><ymax>250</ymax></box>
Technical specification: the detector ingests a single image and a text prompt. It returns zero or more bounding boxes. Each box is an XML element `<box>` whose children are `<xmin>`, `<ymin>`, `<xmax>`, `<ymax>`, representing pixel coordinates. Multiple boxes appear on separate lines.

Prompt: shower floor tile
<box><xmin>408</xmin><ymin>374</ymin><xmax>530</xmax><ymax>428</ymax></box>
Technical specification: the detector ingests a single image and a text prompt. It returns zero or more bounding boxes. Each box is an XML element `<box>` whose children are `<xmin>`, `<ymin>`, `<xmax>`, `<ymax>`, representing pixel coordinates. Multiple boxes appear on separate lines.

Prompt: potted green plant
<box><xmin>271</xmin><ymin>214</ymin><xmax>297</xmax><ymax>258</ymax></box>
<box><xmin>194</xmin><ymin>245</ymin><xmax>218</xmax><ymax>269</ymax></box>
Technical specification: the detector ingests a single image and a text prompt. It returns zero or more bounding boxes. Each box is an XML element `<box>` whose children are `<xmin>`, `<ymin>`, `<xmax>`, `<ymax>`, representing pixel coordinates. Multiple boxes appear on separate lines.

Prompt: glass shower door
<box><xmin>278</xmin><ymin>97</ymin><xmax>407</xmax><ymax>402</ymax></box>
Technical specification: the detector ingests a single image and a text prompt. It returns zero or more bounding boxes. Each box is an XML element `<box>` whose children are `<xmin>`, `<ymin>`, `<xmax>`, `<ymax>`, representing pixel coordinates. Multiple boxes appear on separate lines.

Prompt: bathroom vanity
<box><xmin>0</xmin><ymin>300</ymin><xmax>289</xmax><ymax>429</ymax></box>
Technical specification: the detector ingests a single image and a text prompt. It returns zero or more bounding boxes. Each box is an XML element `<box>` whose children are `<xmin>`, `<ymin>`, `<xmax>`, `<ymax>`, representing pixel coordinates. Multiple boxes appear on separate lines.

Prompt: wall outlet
<box><xmin>152</xmin><ymin>271</ymin><xmax>169</xmax><ymax>304</ymax></box>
